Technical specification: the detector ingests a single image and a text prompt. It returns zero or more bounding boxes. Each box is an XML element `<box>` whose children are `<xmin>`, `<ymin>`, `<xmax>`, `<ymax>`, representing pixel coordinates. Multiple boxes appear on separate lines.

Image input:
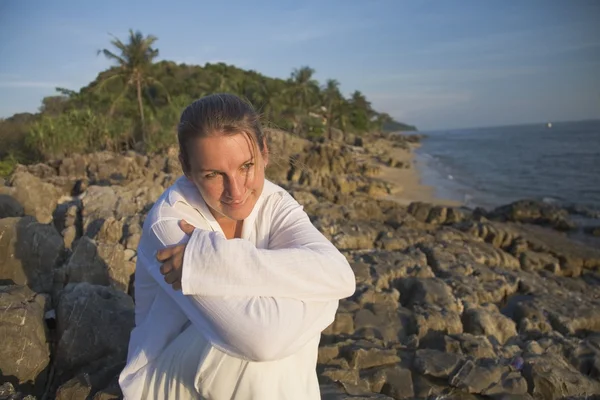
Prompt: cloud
<box><xmin>0</xmin><ymin>81</ymin><xmax>67</xmax><ymax>89</ymax></box>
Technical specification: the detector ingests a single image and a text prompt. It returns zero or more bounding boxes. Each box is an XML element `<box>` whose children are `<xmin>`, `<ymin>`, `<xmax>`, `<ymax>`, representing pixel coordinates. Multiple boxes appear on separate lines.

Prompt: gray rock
<box><xmin>55</xmin><ymin>374</ymin><xmax>92</xmax><ymax>400</ymax></box>
<box><xmin>522</xmin><ymin>353</ymin><xmax>600</xmax><ymax>399</ymax></box>
<box><xmin>486</xmin><ymin>199</ymin><xmax>575</xmax><ymax>231</ymax></box>
<box><xmin>0</xmin><ymin>194</ymin><xmax>24</xmax><ymax>218</ymax></box>
<box><xmin>411</xmin><ymin>305</ymin><xmax>463</xmax><ymax>339</ymax></box>
<box><xmin>8</xmin><ymin>171</ymin><xmax>64</xmax><ymax>224</ymax></box>
<box><xmin>413</xmin><ymin>349</ymin><xmax>464</xmax><ymax>379</ymax></box>
<box><xmin>0</xmin><ymin>382</ymin><xmax>37</xmax><ymax>400</ymax></box>
<box><xmin>66</xmin><ymin>237</ymin><xmax>133</xmax><ymax>292</ymax></box>
<box><xmin>462</xmin><ymin>304</ymin><xmax>517</xmax><ymax>344</ymax></box>
<box><xmin>449</xmin><ymin>359</ymin><xmax>526</xmax><ymax>395</ymax></box>
<box><xmin>323</xmin><ymin>312</ymin><xmax>355</xmax><ymax>336</ymax></box>
<box><xmin>453</xmin><ymin>333</ymin><xmax>497</xmax><ymax>359</ymax></box>
<box><xmin>378</xmin><ymin>366</ymin><xmax>414</xmax><ymax>399</ymax></box>
<box><xmin>320</xmin><ymin>383</ymin><xmax>394</xmax><ymax>399</ymax></box>
<box><xmin>0</xmin><ymin>285</ymin><xmax>50</xmax><ymax>388</ymax></box>
<box><xmin>55</xmin><ymin>283</ymin><xmax>134</xmax><ymax>373</ymax></box>
<box><xmin>400</xmin><ymin>277</ymin><xmax>462</xmax><ymax>313</ymax></box>
<box><xmin>0</xmin><ymin>217</ymin><xmax>65</xmax><ymax>293</ymax></box>
<box><xmin>344</xmin><ymin>345</ymin><xmax>400</xmax><ymax>370</ymax></box>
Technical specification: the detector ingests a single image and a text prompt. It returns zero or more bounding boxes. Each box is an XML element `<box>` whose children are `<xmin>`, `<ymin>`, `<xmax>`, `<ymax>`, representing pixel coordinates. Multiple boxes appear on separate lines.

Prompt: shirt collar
<box><xmin>166</xmin><ymin>176</ymin><xmax>285</xmax><ymax>239</ymax></box>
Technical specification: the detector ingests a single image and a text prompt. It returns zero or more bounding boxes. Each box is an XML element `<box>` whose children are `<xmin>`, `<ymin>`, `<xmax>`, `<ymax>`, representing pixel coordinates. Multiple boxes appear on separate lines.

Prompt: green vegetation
<box><xmin>0</xmin><ymin>30</ymin><xmax>416</xmax><ymax>168</ymax></box>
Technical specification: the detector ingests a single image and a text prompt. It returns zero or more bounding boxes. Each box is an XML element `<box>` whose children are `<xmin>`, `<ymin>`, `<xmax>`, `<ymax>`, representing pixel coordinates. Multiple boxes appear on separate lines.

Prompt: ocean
<box><xmin>415</xmin><ymin>120</ymin><xmax>600</xmax><ymax>213</ymax></box>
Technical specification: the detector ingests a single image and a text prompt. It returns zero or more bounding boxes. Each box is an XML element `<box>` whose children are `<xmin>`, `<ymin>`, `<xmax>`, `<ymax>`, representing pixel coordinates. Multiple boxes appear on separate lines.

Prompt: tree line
<box><xmin>0</xmin><ymin>30</ymin><xmax>416</xmax><ymax>174</ymax></box>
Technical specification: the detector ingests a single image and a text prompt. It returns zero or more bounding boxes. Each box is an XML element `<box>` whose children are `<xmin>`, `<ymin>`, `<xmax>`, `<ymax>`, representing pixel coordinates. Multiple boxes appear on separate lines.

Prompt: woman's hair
<box><xmin>177</xmin><ymin>93</ymin><xmax>266</xmax><ymax>173</ymax></box>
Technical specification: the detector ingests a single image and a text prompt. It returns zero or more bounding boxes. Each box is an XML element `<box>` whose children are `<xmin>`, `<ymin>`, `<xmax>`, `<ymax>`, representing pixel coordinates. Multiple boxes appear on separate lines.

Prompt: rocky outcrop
<box><xmin>484</xmin><ymin>199</ymin><xmax>576</xmax><ymax>231</ymax></box>
<box><xmin>2</xmin><ymin>133</ymin><xmax>600</xmax><ymax>399</ymax></box>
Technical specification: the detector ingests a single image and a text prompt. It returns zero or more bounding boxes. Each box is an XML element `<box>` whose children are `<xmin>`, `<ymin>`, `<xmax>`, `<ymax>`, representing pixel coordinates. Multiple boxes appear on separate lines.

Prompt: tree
<box><xmin>349</xmin><ymin>90</ymin><xmax>374</xmax><ymax>132</ymax></box>
<box><xmin>322</xmin><ymin>79</ymin><xmax>342</xmax><ymax>137</ymax></box>
<box><xmin>97</xmin><ymin>29</ymin><xmax>169</xmax><ymax>145</ymax></box>
<box><xmin>290</xmin><ymin>66</ymin><xmax>319</xmax><ymax>114</ymax></box>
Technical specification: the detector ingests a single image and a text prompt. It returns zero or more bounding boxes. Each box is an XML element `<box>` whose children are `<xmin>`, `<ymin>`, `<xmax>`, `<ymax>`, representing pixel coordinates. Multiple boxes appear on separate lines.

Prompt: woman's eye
<box><xmin>204</xmin><ymin>172</ymin><xmax>218</xmax><ymax>179</ymax></box>
<box><xmin>242</xmin><ymin>163</ymin><xmax>254</xmax><ymax>171</ymax></box>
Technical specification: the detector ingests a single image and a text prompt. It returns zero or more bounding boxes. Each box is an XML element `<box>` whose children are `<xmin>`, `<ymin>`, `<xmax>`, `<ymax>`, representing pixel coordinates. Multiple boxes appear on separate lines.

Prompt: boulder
<box><xmin>462</xmin><ymin>304</ymin><xmax>517</xmax><ymax>344</ymax></box>
<box><xmin>7</xmin><ymin>171</ymin><xmax>64</xmax><ymax>224</ymax></box>
<box><xmin>0</xmin><ymin>217</ymin><xmax>65</xmax><ymax>293</ymax></box>
<box><xmin>66</xmin><ymin>237</ymin><xmax>133</xmax><ymax>292</ymax></box>
<box><xmin>0</xmin><ymin>194</ymin><xmax>24</xmax><ymax>218</ymax></box>
<box><xmin>0</xmin><ymin>285</ymin><xmax>50</xmax><ymax>389</ymax></box>
<box><xmin>55</xmin><ymin>283</ymin><xmax>134</xmax><ymax>374</ymax></box>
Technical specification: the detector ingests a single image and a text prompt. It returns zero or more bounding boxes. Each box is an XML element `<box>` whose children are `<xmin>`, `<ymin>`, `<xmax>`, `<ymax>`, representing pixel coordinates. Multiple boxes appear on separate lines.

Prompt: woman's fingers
<box><xmin>179</xmin><ymin>219</ymin><xmax>196</xmax><ymax>235</ymax></box>
<box><xmin>156</xmin><ymin>244</ymin><xmax>185</xmax><ymax>262</ymax></box>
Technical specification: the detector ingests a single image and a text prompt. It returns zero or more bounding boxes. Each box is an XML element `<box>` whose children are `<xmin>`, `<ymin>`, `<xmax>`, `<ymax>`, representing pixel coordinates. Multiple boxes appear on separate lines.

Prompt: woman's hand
<box><xmin>157</xmin><ymin>219</ymin><xmax>196</xmax><ymax>290</ymax></box>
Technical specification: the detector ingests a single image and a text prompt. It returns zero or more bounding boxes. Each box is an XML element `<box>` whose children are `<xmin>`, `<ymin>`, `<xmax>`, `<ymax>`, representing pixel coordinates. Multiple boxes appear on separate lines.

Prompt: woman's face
<box><xmin>183</xmin><ymin>132</ymin><xmax>268</xmax><ymax>223</ymax></box>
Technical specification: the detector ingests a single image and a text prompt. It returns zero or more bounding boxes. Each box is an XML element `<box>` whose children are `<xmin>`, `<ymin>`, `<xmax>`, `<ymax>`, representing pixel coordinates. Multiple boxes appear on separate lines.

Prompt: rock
<box><xmin>0</xmin><ymin>194</ymin><xmax>24</xmax><ymax>218</ymax></box>
<box><xmin>584</xmin><ymin>225</ymin><xmax>600</xmax><ymax>237</ymax></box>
<box><xmin>62</xmin><ymin>225</ymin><xmax>78</xmax><ymax>250</ymax></box>
<box><xmin>566</xmin><ymin>334</ymin><xmax>600</xmax><ymax>378</ymax></box>
<box><xmin>522</xmin><ymin>353</ymin><xmax>600</xmax><ymax>399</ymax></box>
<box><xmin>344</xmin><ymin>345</ymin><xmax>400</xmax><ymax>370</ymax></box>
<box><xmin>462</xmin><ymin>304</ymin><xmax>517</xmax><ymax>344</ymax></box>
<box><xmin>352</xmin><ymin>249</ymin><xmax>432</xmax><ymax>292</ymax></box>
<box><xmin>323</xmin><ymin>312</ymin><xmax>355</xmax><ymax>336</ymax></box>
<box><xmin>399</xmin><ymin>277</ymin><xmax>462</xmax><ymax>313</ymax></box>
<box><xmin>320</xmin><ymin>383</ymin><xmax>394</xmax><ymax>399</ymax></box>
<box><xmin>0</xmin><ymin>382</ymin><xmax>37</xmax><ymax>400</ymax></box>
<box><xmin>412</xmin><ymin>305</ymin><xmax>463</xmax><ymax>339</ymax></box>
<box><xmin>96</xmin><ymin>217</ymin><xmax>124</xmax><ymax>243</ymax></box>
<box><xmin>55</xmin><ymin>283</ymin><xmax>134</xmax><ymax>374</ymax></box>
<box><xmin>449</xmin><ymin>359</ymin><xmax>527</xmax><ymax>395</ymax></box>
<box><xmin>378</xmin><ymin>367</ymin><xmax>414</xmax><ymax>399</ymax></box>
<box><xmin>55</xmin><ymin>374</ymin><xmax>92</xmax><ymax>400</ymax></box>
<box><xmin>486</xmin><ymin>199</ymin><xmax>575</xmax><ymax>231</ymax></box>
<box><xmin>510</xmin><ymin>291</ymin><xmax>600</xmax><ymax>336</ymax></box>
<box><xmin>407</xmin><ymin>202</ymin><xmax>464</xmax><ymax>225</ymax></box>
<box><xmin>66</xmin><ymin>237</ymin><xmax>133</xmax><ymax>292</ymax></box>
<box><xmin>413</xmin><ymin>349</ymin><xmax>464</xmax><ymax>379</ymax></box>
<box><xmin>81</xmin><ymin>181</ymin><xmax>162</xmax><ymax>239</ymax></box>
<box><xmin>0</xmin><ymin>217</ymin><xmax>65</xmax><ymax>293</ymax></box>
<box><xmin>453</xmin><ymin>333</ymin><xmax>497</xmax><ymax>359</ymax></box>
<box><xmin>353</xmin><ymin>303</ymin><xmax>411</xmax><ymax>344</ymax></box>
<box><xmin>8</xmin><ymin>171</ymin><xmax>64</xmax><ymax>224</ymax></box>
<box><xmin>330</xmin><ymin>221</ymin><xmax>385</xmax><ymax>250</ymax></box>
<box><xmin>0</xmin><ymin>285</ymin><xmax>50</xmax><ymax>389</ymax></box>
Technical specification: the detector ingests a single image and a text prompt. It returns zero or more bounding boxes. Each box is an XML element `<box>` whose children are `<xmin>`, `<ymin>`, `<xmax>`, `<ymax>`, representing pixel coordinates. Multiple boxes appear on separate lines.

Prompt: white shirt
<box><xmin>119</xmin><ymin>177</ymin><xmax>356</xmax><ymax>399</ymax></box>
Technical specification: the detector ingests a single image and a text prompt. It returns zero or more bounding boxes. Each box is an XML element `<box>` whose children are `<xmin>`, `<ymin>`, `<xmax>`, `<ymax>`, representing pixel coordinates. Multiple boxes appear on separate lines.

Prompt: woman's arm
<box><xmin>180</xmin><ymin>191</ymin><xmax>356</xmax><ymax>301</ymax></box>
<box><xmin>142</xmin><ymin>219</ymin><xmax>339</xmax><ymax>362</ymax></box>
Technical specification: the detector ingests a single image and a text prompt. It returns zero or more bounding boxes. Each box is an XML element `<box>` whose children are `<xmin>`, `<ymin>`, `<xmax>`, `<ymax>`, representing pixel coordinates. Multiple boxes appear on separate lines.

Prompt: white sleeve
<box><xmin>145</xmin><ymin>219</ymin><xmax>339</xmax><ymax>362</ymax></box>
<box><xmin>180</xmin><ymin>191</ymin><xmax>356</xmax><ymax>301</ymax></box>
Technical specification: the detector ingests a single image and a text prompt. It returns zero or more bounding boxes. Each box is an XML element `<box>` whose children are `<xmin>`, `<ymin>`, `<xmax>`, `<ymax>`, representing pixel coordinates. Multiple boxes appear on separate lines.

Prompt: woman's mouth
<box><xmin>222</xmin><ymin>197</ymin><xmax>247</xmax><ymax>208</ymax></box>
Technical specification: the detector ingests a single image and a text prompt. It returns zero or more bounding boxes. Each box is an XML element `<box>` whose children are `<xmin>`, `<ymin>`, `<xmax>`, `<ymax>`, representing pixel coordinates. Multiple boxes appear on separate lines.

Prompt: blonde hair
<box><xmin>177</xmin><ymin>93</ymin><xmax>266</xmax><ymax>173</ymax></box>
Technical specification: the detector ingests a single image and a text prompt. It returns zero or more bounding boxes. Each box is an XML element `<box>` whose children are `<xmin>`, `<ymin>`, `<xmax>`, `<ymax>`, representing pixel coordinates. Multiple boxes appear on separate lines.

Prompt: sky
<box><xmin>0</xmin><ymin>0</ymin><xmax>599</xmax><ymax>131</ymax></box>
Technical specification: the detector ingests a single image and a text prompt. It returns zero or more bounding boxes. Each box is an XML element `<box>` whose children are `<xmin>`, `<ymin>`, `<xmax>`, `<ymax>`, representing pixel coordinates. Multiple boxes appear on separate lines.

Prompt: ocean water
<box><xmin>414</xmin><ymin>120</ymin><xmax>600</xmax><ymax>212</ymax></box>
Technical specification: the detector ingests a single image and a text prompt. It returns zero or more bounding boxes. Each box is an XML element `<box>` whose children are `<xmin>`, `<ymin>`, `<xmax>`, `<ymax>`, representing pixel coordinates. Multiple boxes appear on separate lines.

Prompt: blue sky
<box><xmin>0</xmin><ymin>0</ymin><xmax>598</xmax><ymax>130</ymax></box>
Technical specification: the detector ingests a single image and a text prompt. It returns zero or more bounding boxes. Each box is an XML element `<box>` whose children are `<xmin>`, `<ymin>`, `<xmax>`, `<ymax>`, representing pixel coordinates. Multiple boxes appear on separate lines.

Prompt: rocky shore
<box><xmin>1</xmin><ymin>129</ymin><xmax>600</xmax><ymax>399</ymax></box>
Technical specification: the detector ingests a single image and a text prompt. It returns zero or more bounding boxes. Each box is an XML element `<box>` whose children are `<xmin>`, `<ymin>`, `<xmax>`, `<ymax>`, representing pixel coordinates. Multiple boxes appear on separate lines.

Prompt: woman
<box><xmin>119</xmin><ymin>93</ymin><xmax>356</xmax><ymax>399</ymax></box>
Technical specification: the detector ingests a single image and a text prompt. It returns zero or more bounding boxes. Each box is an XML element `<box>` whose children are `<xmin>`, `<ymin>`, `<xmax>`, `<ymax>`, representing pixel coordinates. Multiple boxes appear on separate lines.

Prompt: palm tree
<box><xmin>289</xmin><ymin>66</ymin><xmax>319</xmax><ymax>114</ymax></box>
<box><xmin>97</xmin><ymin>29</ymin><xmax>168</xmax><ymax>144</ymax></box>
<box><xmin>322</xmin><ymin>79</ymin><xmax>342</xmax><ymax>137</ymax></box>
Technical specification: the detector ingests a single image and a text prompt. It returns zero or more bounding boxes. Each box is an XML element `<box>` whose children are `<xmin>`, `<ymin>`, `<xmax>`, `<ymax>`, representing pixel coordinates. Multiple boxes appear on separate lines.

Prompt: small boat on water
<box><xmin>547</xmin><ymin>122</ymin><xmax>552</xmax><ymax>128</ymax></box>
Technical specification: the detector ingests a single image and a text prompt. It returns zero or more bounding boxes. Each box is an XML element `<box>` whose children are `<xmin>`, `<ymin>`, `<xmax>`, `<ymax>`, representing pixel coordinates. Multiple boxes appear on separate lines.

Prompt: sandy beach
<box><xmin>372</xmin><ymin>139</ymin><xmax>461</xmax><ymax>207</ymax></box>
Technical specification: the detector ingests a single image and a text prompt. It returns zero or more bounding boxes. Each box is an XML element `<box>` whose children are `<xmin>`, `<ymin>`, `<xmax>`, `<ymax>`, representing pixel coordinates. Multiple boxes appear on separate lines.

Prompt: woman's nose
<box><xmin>225</xmin><ymin>175</ymin><xmax>243</xmax><ymax>199</ymax></box>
